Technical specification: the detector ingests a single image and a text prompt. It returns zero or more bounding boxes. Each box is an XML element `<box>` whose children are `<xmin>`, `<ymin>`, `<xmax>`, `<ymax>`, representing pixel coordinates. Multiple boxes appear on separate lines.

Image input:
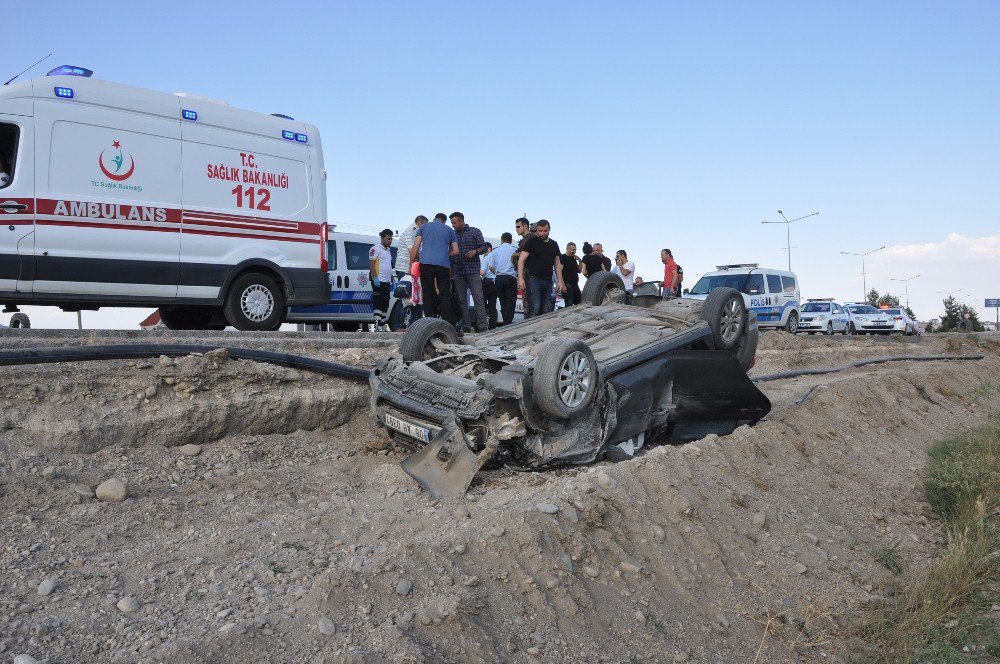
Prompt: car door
<box><xmin>0</xmin><ymin>115</ymin><xmax>35</xmax><ymax>294</ymax></box>
<box><xmin>831</xmin><ymin>303</ymin><xmax>846</xmax><ymax>331</ymax></box>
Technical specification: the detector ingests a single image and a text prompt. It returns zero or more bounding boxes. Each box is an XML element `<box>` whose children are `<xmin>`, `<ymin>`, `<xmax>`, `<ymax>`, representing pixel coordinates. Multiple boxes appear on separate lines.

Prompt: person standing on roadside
<box><xmin>612</xmin><ymin>249</ymin><xmax>635</xmax><ymax>294</ymax></box>
<box><xmin>559</xmin><ymin>242</ymin><xmax>582</xmax><ymax>306</ymax></box>
<box><xmin>479</xmin><ymin>242</ymin><xmax>499</xmax><ymax>329</ymax></box>
<box><xmin>517</xmin><ymin>219</ymin><xmax>565</xmax><ymax>317</ymax></box>
<box><xmin>394</xmin><ymin>215</ymin><xmax>426</xmax><ymax>278</ymax></box>
<box><xmin>449</xmin><ymin>212</ymin><xmax>489</xmax><ymax>333</ymax></box>
<box><xmin>486</xmin><ymin>232</ymin><xmax>518</xmax><ymax>326</ymax></box>
<box><xmin>368</xmin><ymin>229</ymin><xmax>395</xmax><ymax>330</ymax></box>
<box><xmin>661</xmin><ymin>248</ymin><xmax>681</xmax><ymax>298</ymax></box>
<box><xmin>580</xmin><ymin>242</ymin><xmax>606</xmax><ymax>278</ymax></box>
<box><xmin>593</xmin><ymin>243</ymin><xmax>612</xmax><ymax>272</ymax></box>
<box><xmin>410</xmin><ymin>212</ymin><xmax>458</xmax><ymax>320</ymax></box>
<box><xmin>511</xmin><ymin>217</ymin><xmax>534</xmax><ymax>318</ymax></box>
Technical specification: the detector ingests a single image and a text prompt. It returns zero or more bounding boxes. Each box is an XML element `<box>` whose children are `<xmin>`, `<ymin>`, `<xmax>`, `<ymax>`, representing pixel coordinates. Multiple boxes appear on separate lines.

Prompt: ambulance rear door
<box><xmin>0</xmin><ymin>106</ymin><xmax>36</xmax><ymax>294</ymax></box>
<box><xmin>32</xmin><ymin>84</ymin><xmax>182</xmax><ymax>298</ymax></box>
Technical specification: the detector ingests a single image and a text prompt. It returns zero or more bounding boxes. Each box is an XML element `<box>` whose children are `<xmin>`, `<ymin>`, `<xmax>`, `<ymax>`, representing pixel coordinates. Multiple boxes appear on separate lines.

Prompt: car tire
<box><xmin>580</xmin><ymin>272</ymin><xmax>627</xmax><ymax>306</ymax></box>
<box><xmin>533</xmin><ymin>338</ymin><xmax>597</xmax><ymax>420</ymax></box>
<box><xmin>785</xmin><ymin>311</ymin><xmax>799</xmax><ymax>334</ymax></box>
<box><xmin>825</xmin><ymin>322</ymin><xmax>834</xmax><ymax>335</ymax></box>
<box><xmin>700</xmin><ymin>287</ymin><xmax>747</xmax><ymax>352</ymax></box>
<box><xmin>847</xmin><ymin>322</ymin><xmax>856</xmax><ymax>335</ymax></box>
<box><xmin>223</xmin><ymin>272</ymin><xmax>285</xmax><ymax>331</ymax></box>
<box><xmin>399</xmin><ymin>317</ymin><xmax>460</xmax><ymax>361</ymax></box>
<box><xmin>734</xmin><ymin>315</ymin><xmax>759</xmax><ymax>372</ymax></box>
<box><xmin>9</xmin><ymin>313</ymin><xmax>30</xmax><ymax>329</ymax></box>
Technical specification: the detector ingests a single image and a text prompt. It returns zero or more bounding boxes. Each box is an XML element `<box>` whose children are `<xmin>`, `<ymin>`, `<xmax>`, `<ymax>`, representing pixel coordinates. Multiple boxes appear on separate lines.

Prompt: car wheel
<box><xmin>785</xmin><ymin>311</ymin><xmax>799</xmax><ymax>334</ymax></box>
<box><xmin>533</xmin><ymin>338</ymin><xmax>597</xmax><ymax>420</ymax></box>
<box><xmin>847</xmin><ymin>322</ymin><xmax>856</xmax><ymax>335</ymax></box>
<box><xmin>825</xmin><ymin>322</ymin><xmax>833</xmax><ymax>335</ymax></box>
<box><xmin>223</xmin><ymin>273</ymin><xmax>285</xmax><ymax>331</ymax></box>
<box><xmin>580</xmin><ymin>272</ymin><xmax>627</xmax><ymax>306</ymax></box>
<box><xmin>399</xmin><ymin>317</ymin><xmax>460</xmax><ymax>361</ymax></box>
<box><xmin>700</xmin><ymin>287</ymin><xmax>747</xmax><ymax>351</ymax></box>
<box><xmin>9</xmin><ymin>313</ymin><xmax>30</xmax><ymax>329</ymax></box>
<box><xmin>734</xmin><ymin>315</ymin><xmax>759</xmax><ymax>372</ymax></box>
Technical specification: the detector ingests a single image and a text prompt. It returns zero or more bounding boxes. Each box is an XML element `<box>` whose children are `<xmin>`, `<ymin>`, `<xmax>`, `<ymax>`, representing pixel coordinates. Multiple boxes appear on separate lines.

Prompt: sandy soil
<box><xmin>1</xmin><ymin>329</ymin><xmax>998</xmax><ymax>663</ymax></box>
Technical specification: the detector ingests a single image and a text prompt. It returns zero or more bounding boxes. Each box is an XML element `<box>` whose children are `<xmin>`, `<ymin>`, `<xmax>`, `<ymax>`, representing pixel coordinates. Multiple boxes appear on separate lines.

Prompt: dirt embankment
<box><xmin>1</xmin><ymin>330</ymin><xmax>998</xmax><ymax>663</ymax></box>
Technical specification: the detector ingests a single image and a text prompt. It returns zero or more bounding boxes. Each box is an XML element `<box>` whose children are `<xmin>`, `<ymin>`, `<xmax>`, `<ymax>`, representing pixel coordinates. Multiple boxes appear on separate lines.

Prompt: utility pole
<box><xmin>761</xmin><ymin>210</ymin><xmax>819</xmax><ymax>272</ymax></box>
<box><xmin>841</xmin><ymin>246</ymin><xmax>885</xmax><ymax>302</ymax></box>
<box><xmin>890</xmin><ymin>274</ymin><xmax>920</xmax><ymax>309</ymax></box>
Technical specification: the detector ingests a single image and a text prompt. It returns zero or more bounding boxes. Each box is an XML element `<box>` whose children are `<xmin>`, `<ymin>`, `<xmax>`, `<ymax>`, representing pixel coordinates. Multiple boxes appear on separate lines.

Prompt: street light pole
<box><xmin>841</xmin><ymin>246</ymin><xmax>886</xmax><ymax>302</ymax></box>
<box><xmin>761</xmin><ymin>210</ymin><xmax>819</xmax><ymax>272</ymax></box>
<box><xmin>890</xmin><ymin>274</ymin><xmax>920</xmax><ymax>309</ymax></box>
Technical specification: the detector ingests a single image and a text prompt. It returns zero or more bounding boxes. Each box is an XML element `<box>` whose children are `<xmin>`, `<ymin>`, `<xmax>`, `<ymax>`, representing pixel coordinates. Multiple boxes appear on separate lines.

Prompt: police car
<box><xmin>798</xmin><ymin>298</ymin><xmax>850</xmax><ymax>335</ymax></box>
<box><xmin>843</xmin><ymin>303</ymin><xmax>895</xmax><ymax>334</ymax></box>
<box><xmin>685</xmin><ymin>264</ymin><xmax>801</xmax><ymax>333</ymax></box>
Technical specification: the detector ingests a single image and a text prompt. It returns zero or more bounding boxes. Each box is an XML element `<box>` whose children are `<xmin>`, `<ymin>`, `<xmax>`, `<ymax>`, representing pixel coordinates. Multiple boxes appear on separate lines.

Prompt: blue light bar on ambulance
<box><xmin>181</xmin><ymin>109</ymin><xmax>198</xmax><ymax>121</ymax></box>
<box><xmin>47</xmin><ymin>65</ymin><xmax>94</xmax><ymax>78</ymax></box>
<box><xmin>281</xmin><ymin>130</ymin><xmax>295</xmax><ymax>141</ymax></box>
<box><xmin>54</xmin><ymin>87</ymin><xmax>74</xmax><ymax>99</ymax></box>
<box><xmin>295</xmin><ymin>133</ymin><xmax>308</xmax><ymax>143</ymax></box>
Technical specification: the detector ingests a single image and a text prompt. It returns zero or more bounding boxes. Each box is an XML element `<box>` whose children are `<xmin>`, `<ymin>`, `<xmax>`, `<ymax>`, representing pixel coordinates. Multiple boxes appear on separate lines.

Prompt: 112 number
<box><xmin>231</xmin><ymin>185</ymin><xmax>271</xmax><ymax>211</ymax></box>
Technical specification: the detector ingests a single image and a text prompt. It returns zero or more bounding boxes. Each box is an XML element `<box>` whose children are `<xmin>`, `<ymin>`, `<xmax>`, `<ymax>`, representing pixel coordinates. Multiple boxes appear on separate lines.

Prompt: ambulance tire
<box><xmin>223</xmin><ymin>273</ymin><xmax>285</xmax><ymax>332</ymax></box>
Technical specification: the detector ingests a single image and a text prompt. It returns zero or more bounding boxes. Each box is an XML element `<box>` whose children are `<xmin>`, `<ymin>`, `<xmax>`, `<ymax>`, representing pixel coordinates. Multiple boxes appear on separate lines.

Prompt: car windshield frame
<box><xmin>847</xmin><ymin>305</ymin><xmax>879</xmax><ymax>314</ymax></box>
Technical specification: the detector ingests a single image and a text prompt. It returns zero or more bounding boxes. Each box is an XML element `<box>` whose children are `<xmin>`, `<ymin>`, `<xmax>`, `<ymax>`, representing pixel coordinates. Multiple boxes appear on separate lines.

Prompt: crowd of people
<box><xmin>372</xmin><ymin>213</ymin><xmax>683</xmax><ymax>332</ymax></box>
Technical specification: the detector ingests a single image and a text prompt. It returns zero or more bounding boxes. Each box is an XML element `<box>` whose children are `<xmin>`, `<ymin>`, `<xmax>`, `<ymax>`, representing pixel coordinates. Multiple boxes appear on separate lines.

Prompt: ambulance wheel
<box><xmin>223</xmin><ymin>273</ymin><xmax>285</xmax><ymax>331</ymax></box>
<box><xmin>9</xmin><ymin>313</ymin><xmax>30</xmax><ymax>329</ymax></box>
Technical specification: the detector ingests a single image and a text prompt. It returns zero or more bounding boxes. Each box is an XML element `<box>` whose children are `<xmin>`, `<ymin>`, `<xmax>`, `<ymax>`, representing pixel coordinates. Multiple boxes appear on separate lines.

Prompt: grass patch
<box><xmin>855</xmin><ymin>418</ymin><xmax>1000</xmax><ymax>662</ymax></box>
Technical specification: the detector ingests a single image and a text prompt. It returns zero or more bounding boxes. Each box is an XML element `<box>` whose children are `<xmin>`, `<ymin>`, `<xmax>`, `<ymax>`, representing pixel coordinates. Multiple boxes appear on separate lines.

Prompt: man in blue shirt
<box><xmin>411</xmin><ymin>212</ymin><xmax>458</xmax><ymax>321</ymax></box>
<box><xmin>484</xmin><ymin>232</ymin><xmax>518</xmax><ymax>326</ymax></box>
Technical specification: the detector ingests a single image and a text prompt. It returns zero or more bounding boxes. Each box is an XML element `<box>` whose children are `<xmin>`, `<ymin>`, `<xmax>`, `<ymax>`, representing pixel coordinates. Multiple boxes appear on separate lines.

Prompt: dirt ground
<box><xmin>1</xmin><ymin>328</ymin><xmax>999</xmax><ymax>663</ymax></box>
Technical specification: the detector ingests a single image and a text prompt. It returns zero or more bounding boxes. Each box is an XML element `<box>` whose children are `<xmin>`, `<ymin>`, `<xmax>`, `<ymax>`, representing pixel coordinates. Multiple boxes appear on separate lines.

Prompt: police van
<box><xmin>0</xmin><ymin>66</ymin><xmax>330</xmax><ymax>330</ymax></box>
<box><xmin>685</xmin><ymin>264</ymin><xmax>801</xmax><ymax>332</ymax></box>
<box><xmin>286</xmin><ymin>230</ymin><xmax>400</xmax><ymax>331</ymax></box>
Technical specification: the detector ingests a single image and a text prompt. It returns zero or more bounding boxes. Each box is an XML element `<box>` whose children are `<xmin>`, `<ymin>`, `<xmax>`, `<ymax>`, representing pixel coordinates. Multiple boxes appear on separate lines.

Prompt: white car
<box><xmin>685</xmin><ymin>264</ymin><xmax>801</xmax><ymax>333</ymax></box>
<box><xmin>878</xmin><ymin>306</ymin><xmax>918</xmax><ymax>335</ymax></box>
<box><xmin>798</xmin><ymin>299</ymin><xmax>849</xmax><ymax>334</ymax></box>
<box><xmin>843</xmin><ymin>303</ymin><xmax>895</xmax><ymax>334</ymax></box>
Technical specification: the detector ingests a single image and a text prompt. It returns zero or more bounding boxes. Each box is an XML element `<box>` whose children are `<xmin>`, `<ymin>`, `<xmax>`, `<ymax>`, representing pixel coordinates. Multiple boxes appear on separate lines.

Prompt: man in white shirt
<box><xmin>479</xmin><ymin>243</ymin><xmax>498</xmax><ymax>329</ymax></box>
<box><xmin>369</xmin><ymin>229</ymin><xmax>395</xmax><ymax>329</ymax></box>
<box><xmin>394</xmin><ymin>215</ymin><xmax>425</xmax><ymax>277</ymax></box>
<box><xmin>612</xmin><ymin>250</ymin><xmax>635</xmax><ymax>293</ymax></box>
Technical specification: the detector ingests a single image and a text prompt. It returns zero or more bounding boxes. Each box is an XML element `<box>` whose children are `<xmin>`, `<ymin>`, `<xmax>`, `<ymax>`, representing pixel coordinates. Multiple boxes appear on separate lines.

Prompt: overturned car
<box><xmin>370</xmin><ymin>273</ymin><xmax>771</xmax><ymax>498</ymax></box>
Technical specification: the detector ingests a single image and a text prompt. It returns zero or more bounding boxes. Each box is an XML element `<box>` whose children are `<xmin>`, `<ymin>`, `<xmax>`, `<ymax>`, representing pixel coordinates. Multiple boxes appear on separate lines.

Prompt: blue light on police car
<box><xmin>282</xmin><ymin>130</ymin><xmax>295</xmax><ymax>141</ymax></box>
<box><xmin>54</xmin><ymin>87</ymin><xmax>74</xmax><ymax>99</ymax></box>
<box><xmin>181</xmin><ymin>109</ymin><xmax>198</xmax><ymax>121</ymax></box>
<box><xmin>295</xmin><ymin>133</ymin><xmax>308</xmax><ymax>143</ymax></box>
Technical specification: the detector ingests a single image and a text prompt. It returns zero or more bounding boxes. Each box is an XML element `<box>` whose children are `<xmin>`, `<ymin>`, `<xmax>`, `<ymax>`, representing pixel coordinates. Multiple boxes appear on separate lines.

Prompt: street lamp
<box><xmin>841</xmin><ymin>246</ymin><xmax>885</xmax><ymax>302</ymax></box>
<box><xmin>890</xmin><ymin>274</ymin><xmax>920</xmax><ymax>310</ymax></box>
<box><xmin>761</xmin><ymin>210</ymin><xmax>819</xmax><ymax>272</ymax></box>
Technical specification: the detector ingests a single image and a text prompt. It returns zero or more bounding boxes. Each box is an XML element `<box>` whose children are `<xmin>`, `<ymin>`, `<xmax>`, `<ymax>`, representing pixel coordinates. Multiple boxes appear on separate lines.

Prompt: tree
<box><xmin>866</xmin><ymin>289</ymin><xmax>880</xmax><ymax>307</ymax></box>
<box><xmin>904</xmin><ymin>305</ymin><xmax>917</xmax><ymax>320</ymax></box>
<box><xmin>925</xmin><ymin>321</ymin><xmax>935</xmax><ymax>333</ymax></box>
<box><xmin>876</xmin><ymin>293</ymin><xmax>900</xmax><ymax>308</ymax></box>
<box><xmin>937</xmin><ymin>297</ymin><xmax>985</xmax><ymax>332</ymax></box>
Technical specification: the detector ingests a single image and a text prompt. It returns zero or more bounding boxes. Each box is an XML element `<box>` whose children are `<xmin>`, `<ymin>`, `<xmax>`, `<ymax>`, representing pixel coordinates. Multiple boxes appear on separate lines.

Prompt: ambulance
<box><xmin>0</xmin><ymin>66</ymin><xmax>330</xmax><ymax>330</ymax></box>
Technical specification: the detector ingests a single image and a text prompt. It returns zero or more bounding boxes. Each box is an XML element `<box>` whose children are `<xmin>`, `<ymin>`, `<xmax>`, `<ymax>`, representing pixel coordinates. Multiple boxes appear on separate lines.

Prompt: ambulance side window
<box><xmin>766</xmin><ymin>274</ymin><xmax>782</xmax><ymax>294</ymax></box>
<box><xmin>0</xmin><ymin>122</ymin><xmax>19</xmax><ymax>187</ymax></box>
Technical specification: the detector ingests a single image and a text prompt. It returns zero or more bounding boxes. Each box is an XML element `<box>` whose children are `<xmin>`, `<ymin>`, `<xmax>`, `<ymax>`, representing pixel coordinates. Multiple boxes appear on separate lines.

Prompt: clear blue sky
<box><xmin>10</xmin><ymin>0</ymin><xmax>1000</xmax><ymax>327</ymax></box>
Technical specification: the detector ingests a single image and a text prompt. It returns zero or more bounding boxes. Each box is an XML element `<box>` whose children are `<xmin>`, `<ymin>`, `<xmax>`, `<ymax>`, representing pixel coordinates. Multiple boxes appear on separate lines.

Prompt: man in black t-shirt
<box><xmin>517</xmin><ymin>219</ymin><xmax>565</xmax><ymax>318</ymax></box>
<box><xmin>559</xmin><ymin>242</ymin><xmax>582</xmax><ymax>306</ymax></box>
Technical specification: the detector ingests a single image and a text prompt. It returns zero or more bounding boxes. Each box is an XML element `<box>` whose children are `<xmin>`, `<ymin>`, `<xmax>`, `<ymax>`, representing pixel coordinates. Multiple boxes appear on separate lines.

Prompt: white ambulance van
<box><xmin>0</xmin><ymin>65</ymin><xmax>329</xmax><ymax>330</ymax></box>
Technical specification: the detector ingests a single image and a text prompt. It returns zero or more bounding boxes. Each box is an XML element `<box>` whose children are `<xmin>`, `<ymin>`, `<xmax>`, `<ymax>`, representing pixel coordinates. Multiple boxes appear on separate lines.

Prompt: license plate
<box><xmin>384</xmin><ymin>412</ymin><xmax>431</xmax><ymax>442</ymax></box>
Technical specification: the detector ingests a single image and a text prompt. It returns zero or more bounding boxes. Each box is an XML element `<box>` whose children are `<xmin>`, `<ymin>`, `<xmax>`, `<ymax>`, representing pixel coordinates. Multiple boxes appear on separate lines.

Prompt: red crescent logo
<box><xmin>98</xmin><ymin>151</ymin><xmax>136</xmax><ymax>181</ymax></box>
